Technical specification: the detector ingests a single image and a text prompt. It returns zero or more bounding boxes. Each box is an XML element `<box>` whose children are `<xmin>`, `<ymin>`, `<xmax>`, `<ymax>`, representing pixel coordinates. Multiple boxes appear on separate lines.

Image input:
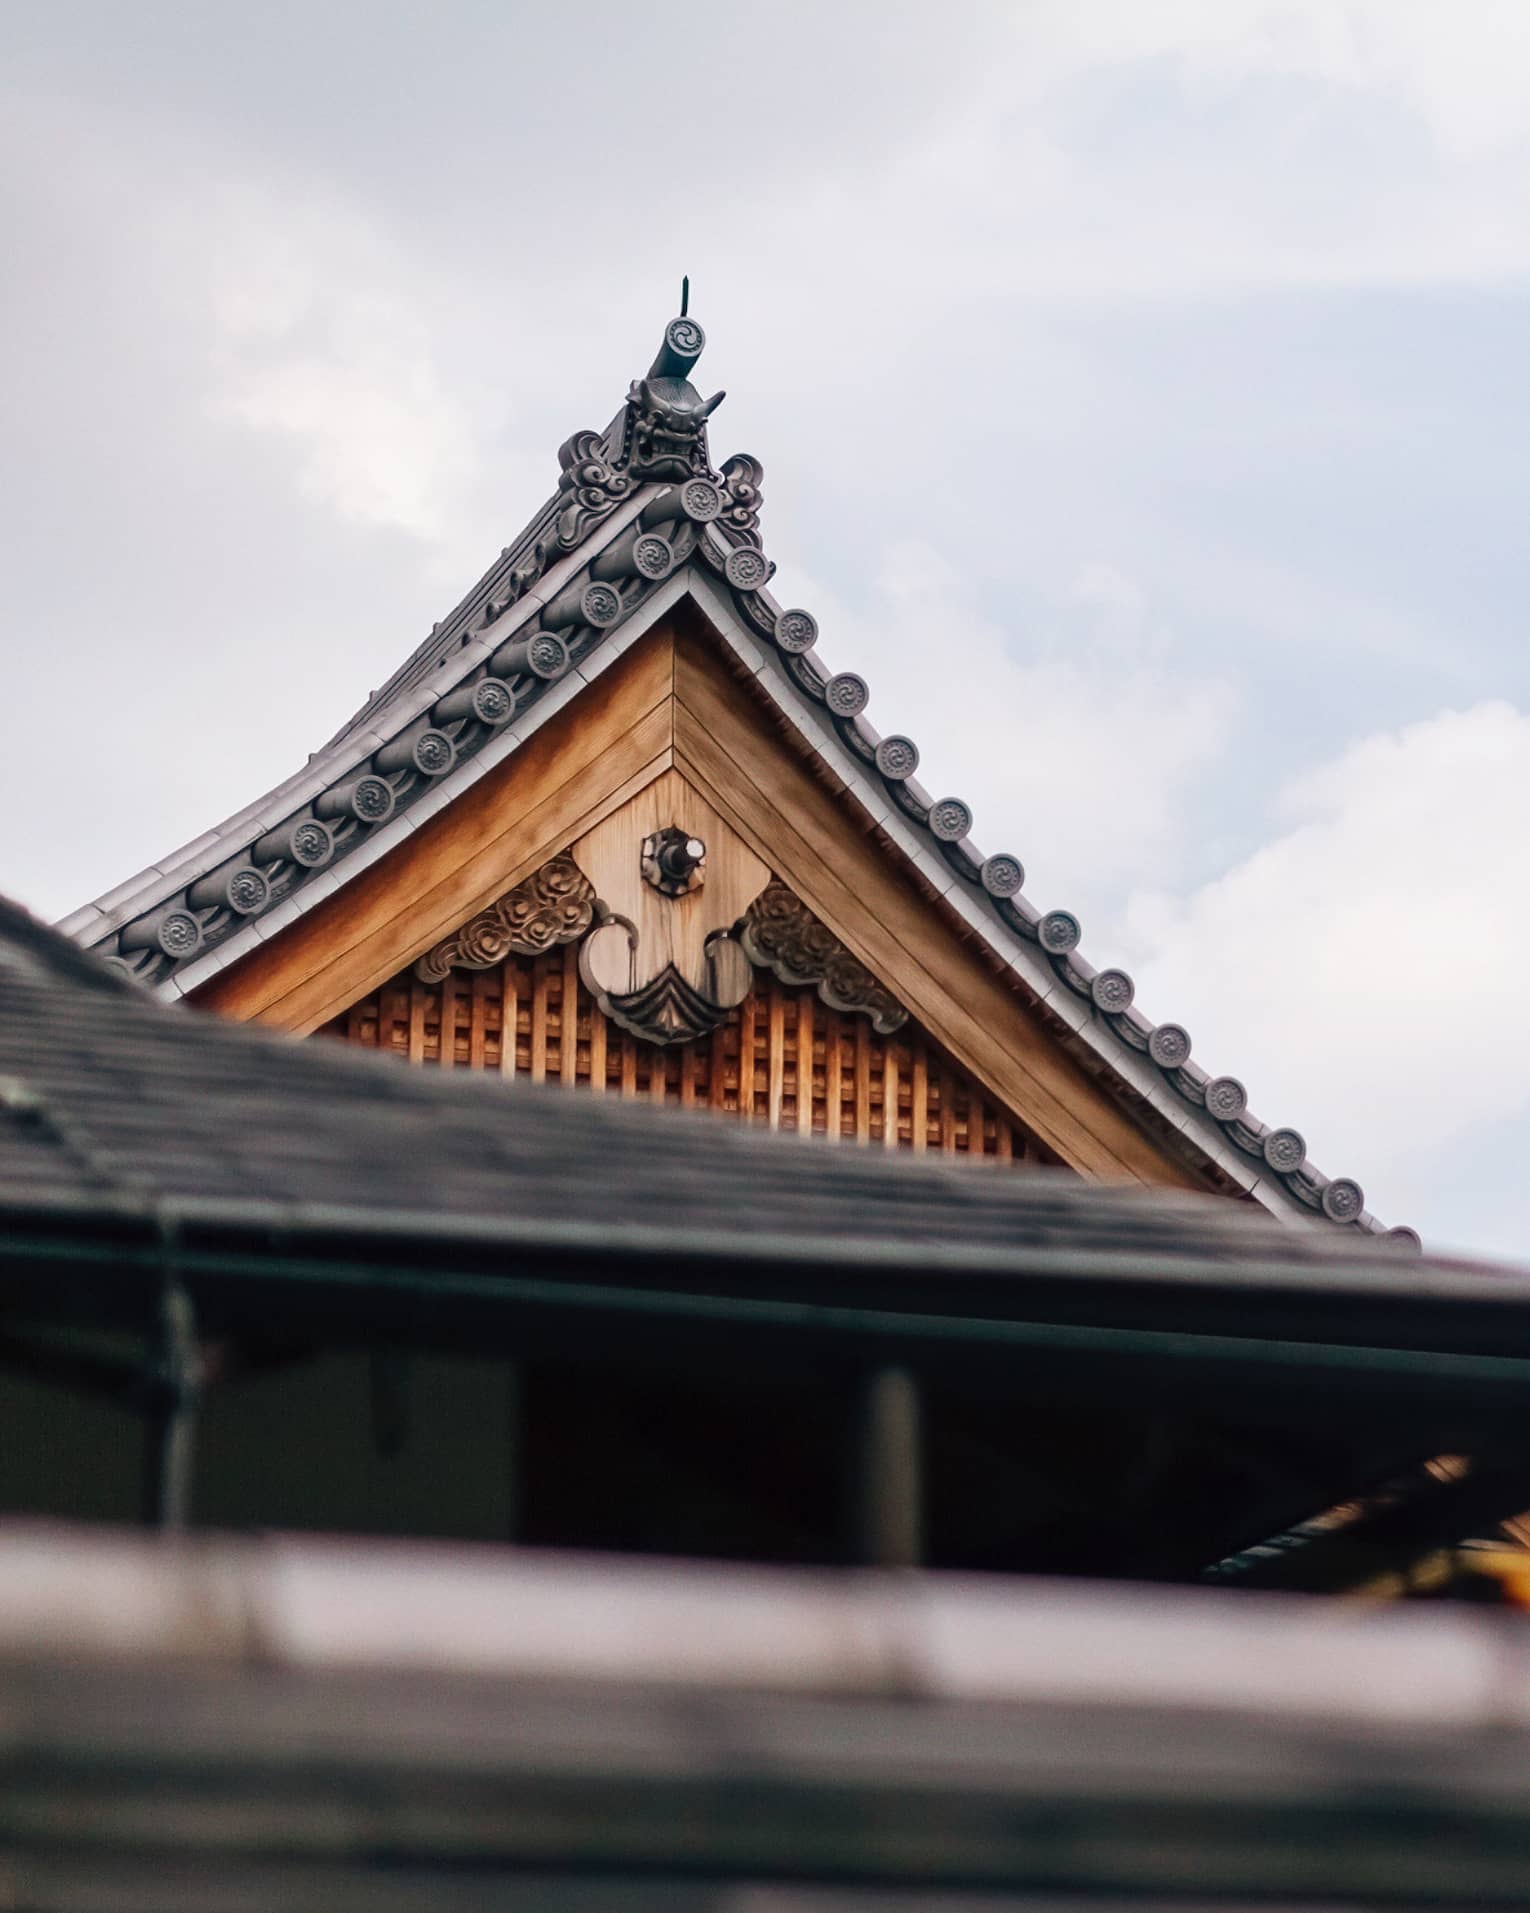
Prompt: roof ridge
<box><xmin>323</xmin><ymin>309</ymin><xmax>733</xmax><ymax>753</ymax></box>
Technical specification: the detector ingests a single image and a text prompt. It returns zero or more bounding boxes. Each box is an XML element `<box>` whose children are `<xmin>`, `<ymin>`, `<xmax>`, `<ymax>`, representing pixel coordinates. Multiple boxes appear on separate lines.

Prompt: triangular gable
<box><xmin>60</xmin><ymin>309</ymin><xmax>1404</xmax><ymax>1240</ymax></box>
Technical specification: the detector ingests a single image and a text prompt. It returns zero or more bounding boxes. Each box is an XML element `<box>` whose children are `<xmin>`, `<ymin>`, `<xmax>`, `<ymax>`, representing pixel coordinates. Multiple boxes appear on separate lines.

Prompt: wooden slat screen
<box><xmin>322</xmin><ymin>954</ymin><xmax>1061</xmax><ymax>1164</ymax></box>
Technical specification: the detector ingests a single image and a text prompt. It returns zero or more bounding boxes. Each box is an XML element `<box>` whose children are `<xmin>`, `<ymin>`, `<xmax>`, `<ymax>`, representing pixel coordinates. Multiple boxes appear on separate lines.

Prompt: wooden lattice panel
<box><xmin>321</xmin><ymin>948</ymin><xmax>1060</xmax><ymax>1162</ymax></box>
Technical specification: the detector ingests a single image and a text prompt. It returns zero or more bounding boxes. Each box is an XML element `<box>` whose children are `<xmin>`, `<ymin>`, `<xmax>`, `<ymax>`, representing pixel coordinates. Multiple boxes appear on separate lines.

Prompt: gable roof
<box><xmin>58</xmin><ymin>311</ymin><xmax>1408</xmax><ymax>1242</ymax></box>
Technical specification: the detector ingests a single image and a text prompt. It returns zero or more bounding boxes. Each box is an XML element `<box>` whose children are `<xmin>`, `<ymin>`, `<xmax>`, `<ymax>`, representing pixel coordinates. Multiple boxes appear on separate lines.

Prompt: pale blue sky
<box><xmin>4</xmin><ymin>1</ymin><xmax>1528</xmax><ymax>1254</ymax></box>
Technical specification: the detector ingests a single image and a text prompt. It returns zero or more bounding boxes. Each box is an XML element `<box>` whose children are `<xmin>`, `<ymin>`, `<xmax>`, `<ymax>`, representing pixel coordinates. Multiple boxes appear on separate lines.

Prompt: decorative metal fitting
<box><xmin>642</xmin><ymin>826</ymin><xmax>707</xmax><ymax>898</ymax></box>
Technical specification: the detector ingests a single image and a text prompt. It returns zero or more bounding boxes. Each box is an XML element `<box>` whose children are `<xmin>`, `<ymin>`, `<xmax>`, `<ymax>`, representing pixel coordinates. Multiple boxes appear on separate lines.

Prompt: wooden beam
<box><xmin>142</xmin><ymin>1283</ymin><xmax>200</xmax><ymax>1533</ymax></box>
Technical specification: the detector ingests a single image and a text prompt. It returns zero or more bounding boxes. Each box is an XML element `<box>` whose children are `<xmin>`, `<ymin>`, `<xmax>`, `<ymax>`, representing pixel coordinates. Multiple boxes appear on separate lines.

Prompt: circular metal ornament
<box><xmin>1262</xmin><ymin>1127</ymin><xmax>1307</xmax><ymax>1173</ymax></box>
<box><xmin>413</xmin><ymin>730</ymin><xmax>456</xmax><ymax>776</ymax></box>
<box><xmin>1039</xmin><ymin>910</ymin><xmax>1081</xmax><ymax>954</ymax></box>
<box><xmin>525</xmin><ymin>632</ymin><xmax>570</xmax><ymax>681</ymax></box>
<box><xmin>225</xmin><ymin>868</ymin><xmax>269</xmax><ymax>915</ymax></box>
<box><xmin>825</xmin><ymin>672</ymin><xmax>869</xmax><ymax>718</ymax></box>
<box><xmin>929</xmin><ymin>797</ymin><xmax>973</xmax><ymax>843</ymax></box>
<box><xmin>351</xmin><ymin>775</ymin><xmax>394</xmax><ymax>822</ymax></box>
<box><xmin>875</xmin><ymin>735</ymin><xmax>919</xmax><ymax>780</ymax></box>
<box><xmin>632</xmin><ymin>533</ymin><xmax>675</xmax><ymax>581</ymax></box>
<box><xmin>1147</xmin><ymin>1022</ymin><xmax>1192</xmax><ymax>1069</ymax></box>
<box><xmin>980</xmin><ymin>853</ymin><xmax>1024</xmax><ymax>898</ymax></box>
<box><xmin>680</xmin><ymin>478</ymin><xmax>722</xmax><ymax>523</ymax></box>
<box><xmin>156</xmin><ymin>911</ymin><xmax>203</xmax><ymax>959</ymax></box>
<box><xmin>471</xmin><ymin>677</ymin><xmax>516</xmax><ymax>726</ymax></box>
<box><xmin>1091</xmin><ymin>968</ymin><xmax>1135</xmax><ymax>1013</ymax></box>
<box><xmin>580</xmin><ymin>582</ymin><xmax>622</xmax><ymax>628</ymax></box>
<box><xmin>1204</xmin><ymin>1076</ymin><xmax>1247</xmax><ymax>1122</ymax></box>
<box><xmin>723</xmin><ymin>546</ymin><xmax>770</xmax><ymax>592</ymax></box>
<box><xmin>642</xmin><ymin>825</ymin><xmax>707</xmax><ymax>898</ymax></box>
<box><xmin>1321</xmin><ymin>1176</ymin><xmax>1365</xmax><ymax>1223</ymax></box>
<box><xmin>774</xmin><ymin>608</ymin><xmax>819</xmax><ymax>655</ymax></box>
<box><xmin>1385</xmin><ymin>1225</ymin><xmax>1423</xmax><ymax>1252</ymax></box>
<box><xmin>287</xmin><ymin>820</ymin><xmax>334</xmax><ymax>868</ymax></box>
<box><xmin>666</xmin><ymin>316</ymin><xmax>705</xmax><ymax>358</ymax></box>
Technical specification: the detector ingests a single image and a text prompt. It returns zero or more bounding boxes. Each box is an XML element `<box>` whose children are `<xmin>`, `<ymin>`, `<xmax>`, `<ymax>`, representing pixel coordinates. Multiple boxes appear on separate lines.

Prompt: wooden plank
<box><xmin>671</xmin><ymin>627</ymin><xmax>1200</xmax><ymax>1190</ymax></box>
<box><xmin>910</xmin><ymin>1038</ymin><xmax>929</xmax><ymax>1154</ymax></box>
<box><xmin>796</xmin><ymin>991</ymin><xmax>814</xmax><ymax>1136</ymax></box>
<box><xmin>854</xmin><ymin>1022</ymin><xmax>871</xmax><ymax>1145</ymax></box>
<box><xmin>499</xmin><ymin>963</ymin><xmax>519</xmax><ymax>1083</ymax></box>
<box><xmin>767</xmin><ymin>981</ymin><xmax>786</xmax><ymax>1131</ymax></box>
<box><xmin>940</xmin><ymin>1067</ymin><xmax>958</xmax><ymax>1156</ymax></box>
<box><xmin>379</xmin><ymin>984</ymin><xmax>405</xmax><ymax>1059</ymax></box>
<box><xmin>882</xmin><ymin>1047</ymin><xmax>900</xmax><ymax>1151</ymax></box>
<box><xmin>407</xmin><ymin>983</ymin><xmax>428</xmax><ymax>1065</ymax></box>
<box><xmin>588</xmin><ymin>1003</ymin><xmax>607</xmax><ymax>1095</ymax></box>
<box><xmin>680</xmin><ymin>1039</ymin><xmax>699</xmax><ymax>1109</ymax></box>
<box><xmin>193</xmin><ymin>634</ymin><xmax>677</xmax><ymax>1035</ymax></box>
<box><xmin>530</xmin><ymin>959</ymin><xmax>549</xmax><ymax>1086</ymax></box>
<box><xmin>708</xmin><ymin>1022</ymin><xmax>728</xmax><ymax>1113</ymax></box>
<box><xmin>559</xmin><ymin>944</ymin><xmax>579</xmax><ymax>1085</ymax></box>
<box><xmin>620</xmin><ymin>1030</ymin><xmax>638</xmax><ymax>1098</ymax></box>
<box><xmin>737</xmin><ymin>993</ymin><xmax>757</xmax><ymax>1122</ymax></box>
<box><xmin>438</xmin><ymin>974</ymin><xmax>458</xmax><ymax>1068</ymax></box>
<box><xmin>468</xmin><ymin>972</ymin><xmax>489</xmax><ymax>1070</ymax></box>
<box><xmin>824</xmin><ymin>1012</ymin><xmax>844</xmax><ymax>1144</ymax></box>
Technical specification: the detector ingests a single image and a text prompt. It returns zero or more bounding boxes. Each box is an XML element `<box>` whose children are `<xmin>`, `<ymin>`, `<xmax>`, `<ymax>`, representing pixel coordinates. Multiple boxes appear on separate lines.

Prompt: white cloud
<box><xmin>192</xmin><ymin>185</ymin><xmax>484</xmax><ymax>549</ymax></box>
<box><xmin>759</xmin><ymin>0</ymin><xmax>1530</xmax><ymax>306</ymax></box>
<box><xmin>775</xmin><ymin>539</ymin><xmax>1236</xmax><ymax>917</ymax></box>
<box><xmin>1124</xmin><ymin>701</ymin><xmax>1530</xmax><ymax>1216</ymax></box>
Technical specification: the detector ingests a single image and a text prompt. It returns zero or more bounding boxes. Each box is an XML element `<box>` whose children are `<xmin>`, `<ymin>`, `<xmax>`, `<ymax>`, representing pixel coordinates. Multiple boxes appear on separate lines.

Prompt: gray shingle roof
<box><xmin>0</xmin><ymin>893</ymin><xmax>1474</xmax><ymax>1321</ymax></box>
<box><xmin>57</xmin><ymin>311</ymin><xmax>1407</xmax><ymax>1239</ymax></box>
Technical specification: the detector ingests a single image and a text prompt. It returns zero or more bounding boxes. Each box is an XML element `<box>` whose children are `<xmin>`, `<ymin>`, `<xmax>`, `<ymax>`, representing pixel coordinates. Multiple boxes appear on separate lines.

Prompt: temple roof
<box><xmin>59</xmin><ymin>309</ymin><xmax>1403</xmax><ymax>1239</ymax></box>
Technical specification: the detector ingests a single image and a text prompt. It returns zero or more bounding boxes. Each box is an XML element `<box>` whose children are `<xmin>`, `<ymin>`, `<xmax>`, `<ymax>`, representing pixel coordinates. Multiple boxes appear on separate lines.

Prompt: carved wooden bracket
<box><xmin>414</xmin><ymin>855</ymin><xmax>595</xmax><ymax>981</ymax></box>
<box><xmin>572</xmin><ymin>769</ymin><xmax>769</xmax><ymax>1048</ymax></box>
<box><xmin>581</xmin><ymin>927</ymin><xmax>753</xmax><ymax>1046</ymax></box>
<box><xmin>739</xmin><ymin>882</ymin><xmax>908</xmax><ymax>1035</ymax></box>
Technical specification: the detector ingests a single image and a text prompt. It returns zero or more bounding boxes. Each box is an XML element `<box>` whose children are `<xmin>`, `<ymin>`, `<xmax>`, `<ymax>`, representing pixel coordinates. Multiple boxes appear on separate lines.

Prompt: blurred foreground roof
<box><xmin>3</xmin><ymin>1523</ymin><xmax>1530</xmax><ymax>1907</ymax></box>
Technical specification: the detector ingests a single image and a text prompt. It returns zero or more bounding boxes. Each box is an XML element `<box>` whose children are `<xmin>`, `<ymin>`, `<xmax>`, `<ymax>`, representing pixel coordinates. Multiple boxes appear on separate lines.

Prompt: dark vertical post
<box><xmin>853</xmin><ymin>1365</ymin><xmax>923</xmax><ymax>1568</ymax></box>
<box><xmin>368</xmin><ymin>1351</ymin><xmax>412</xmax><ymax>1457</ymax></box>
<box><xmin>142</xmin><ymin>1282</ymin><xmax>200</xmax><ymax>1532</ymax></box>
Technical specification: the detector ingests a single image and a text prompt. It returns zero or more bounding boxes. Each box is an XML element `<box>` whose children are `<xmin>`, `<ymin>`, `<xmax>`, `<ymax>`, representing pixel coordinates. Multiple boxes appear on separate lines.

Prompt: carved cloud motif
<box><xmin>738</xmin><ymin>882</ymin><xmax>908</xmax><ymax>1035</ymax></box>
<box><xmin>414</xmin><ymin>855</ymin><xmax>596</xmax><ymax>982</ymax></box>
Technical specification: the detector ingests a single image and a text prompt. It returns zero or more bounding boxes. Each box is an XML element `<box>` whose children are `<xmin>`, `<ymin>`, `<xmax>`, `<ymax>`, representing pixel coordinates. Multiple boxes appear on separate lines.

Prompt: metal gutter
<box><xmin>4</xmin><ymin>1215</ymin><xmax>1530</xmax><ymax>1406</ymax></box>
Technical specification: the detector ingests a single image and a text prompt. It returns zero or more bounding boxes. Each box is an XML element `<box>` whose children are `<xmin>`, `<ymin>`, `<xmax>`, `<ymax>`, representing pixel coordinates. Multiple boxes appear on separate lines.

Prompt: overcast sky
<box><xmin>4</xmin><ymin>1</ymin><xmax>1528</xmax><ymax>1255</ymax></box>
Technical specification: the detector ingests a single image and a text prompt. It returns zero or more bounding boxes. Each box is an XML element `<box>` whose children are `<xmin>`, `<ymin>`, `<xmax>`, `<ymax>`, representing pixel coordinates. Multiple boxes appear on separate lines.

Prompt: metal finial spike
<box><xmin>680</xmin><ymin>275</ymin><xmax>689</xmax><ymax>317</ymax></box>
